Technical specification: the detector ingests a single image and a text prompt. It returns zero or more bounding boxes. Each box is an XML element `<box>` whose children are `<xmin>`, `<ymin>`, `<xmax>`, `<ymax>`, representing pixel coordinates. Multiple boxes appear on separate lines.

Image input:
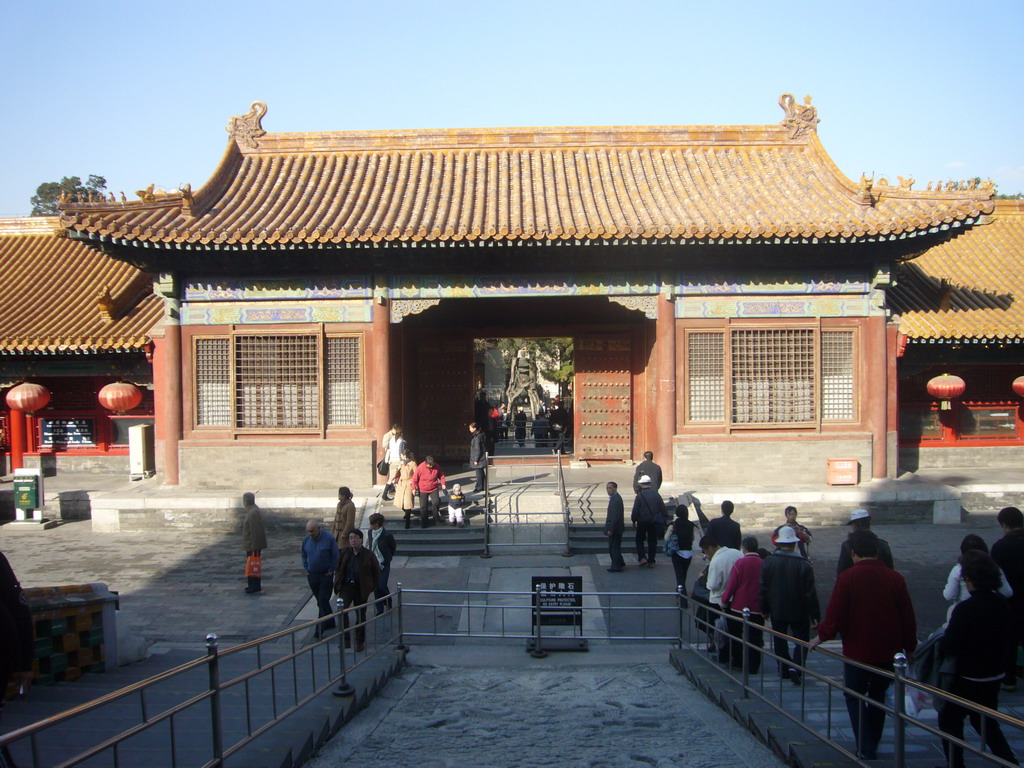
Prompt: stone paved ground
<box><xmin>306</xmin><ymin>649</ymin><xmax>783</xmax><ymax>768</ymax></box>
<box><xmin>0</xmin><ymin>497</ymin><xmax>1014</xmax><ymax>766</ymax></box>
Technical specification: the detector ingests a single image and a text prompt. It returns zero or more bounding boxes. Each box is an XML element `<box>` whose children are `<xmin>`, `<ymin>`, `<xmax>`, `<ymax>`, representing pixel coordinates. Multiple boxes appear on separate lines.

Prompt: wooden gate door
<box><xmin>409</xmin><ymin>333</ymin><xmax>474</xmax><ymax>463</ymax></box>
<box><xmin>574</xmin><ymin>334</ymin><xmax>632</xmax><ymax>460</ymax></box>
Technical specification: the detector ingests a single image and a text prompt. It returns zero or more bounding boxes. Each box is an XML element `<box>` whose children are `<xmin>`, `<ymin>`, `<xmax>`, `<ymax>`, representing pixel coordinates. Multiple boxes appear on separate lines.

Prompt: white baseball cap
<box><xmin>847</xmin><ymin>509</ymin><xmax>871</xmax><ymax>524</ymax></box>
<box><xmin>639</xmin><ymin>475</ymin><xmax>652</xmax><ymax>485</ymax></box>
<box><xmin>775</xmin><ymin>526</ymin><xmax>801</xmax><ymax>544</ymax></box>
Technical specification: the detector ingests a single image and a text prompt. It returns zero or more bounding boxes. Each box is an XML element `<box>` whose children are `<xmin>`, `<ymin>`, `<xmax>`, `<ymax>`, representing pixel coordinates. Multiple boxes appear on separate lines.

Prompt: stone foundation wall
<box><xmin>23</xmin><ymin>455</ymin><xmax>129</xmax><ymax>474</ymax></box>
<box><xmin>179</xmin><ymin>443</ymin><xmax>373</xmax><ymax>490</ymax></box>
<box><xmin>674</xmin><ymin>437</ymin><xmax>873</xmax><ymax>487</ymax></box>
<box><xmin>899</xmin><ymin>445</ymin><xmax>1024</xmax><ymax>471</ymax></box>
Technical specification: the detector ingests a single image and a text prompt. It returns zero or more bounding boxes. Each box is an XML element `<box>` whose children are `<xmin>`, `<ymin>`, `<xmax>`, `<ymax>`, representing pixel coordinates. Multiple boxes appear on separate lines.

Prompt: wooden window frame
<box><xmin>191</xmin><ymin>327</ymin><xmax>364</xmax><ymax>435</ymax></box>
<box><xmin>682</xmin><ymin>322</ymin><xmax>859</xmax><ymax>431</ymax></box>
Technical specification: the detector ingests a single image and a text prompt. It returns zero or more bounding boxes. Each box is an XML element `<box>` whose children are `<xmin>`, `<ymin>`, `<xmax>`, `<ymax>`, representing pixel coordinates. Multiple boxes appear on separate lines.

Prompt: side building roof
<box><xmin>891</xmin><ymin>200</ymin><xmax>1024</xmax><ymax>341</ymax></box>
<box><xmin>59</xmin><ymin>96</ymin><xmax>993</xmax><ymax>250</ymax></box>
<box><xmin>0</xmin><ymin>217</ymin><xmax>162</xmax><ymax>354</ymax></box>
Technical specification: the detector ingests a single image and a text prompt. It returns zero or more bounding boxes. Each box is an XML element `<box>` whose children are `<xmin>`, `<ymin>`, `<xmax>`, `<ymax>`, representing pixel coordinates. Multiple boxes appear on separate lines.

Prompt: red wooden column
<box><xmin>154</xmin><ymin>276</ymin><xmax>182</xmax><ymax>485</ymax></box>
<box><xmin>654</xmin><ymin>292</ymin><xmax>677</xmax><ymax>480</ymax></box>
<box><xmin>371</xmin><ymin>295</ymin><xmax>391</xmax><ymax>480</ymax></box>
<box><xmin>8</xmin><ymin>408</ymin><xmax>25</xmax><ymax>472</ymax></box>
<box><xmin>866</xmin><ymin>314</ymin><xmax>888</xmax><ymax>479</ymax></box>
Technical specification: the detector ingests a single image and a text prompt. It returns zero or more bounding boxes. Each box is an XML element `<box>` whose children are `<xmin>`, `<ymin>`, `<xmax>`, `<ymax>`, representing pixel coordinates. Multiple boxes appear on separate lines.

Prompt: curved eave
<box><xmin>68</xmin><ymin>215</ymin><xmax>985</xmax><ymax>251</ymax></box>
<box><xmin>0</xmin><ymin>338</ymin><xmax>154</xmax><ymax>355</ymax></box>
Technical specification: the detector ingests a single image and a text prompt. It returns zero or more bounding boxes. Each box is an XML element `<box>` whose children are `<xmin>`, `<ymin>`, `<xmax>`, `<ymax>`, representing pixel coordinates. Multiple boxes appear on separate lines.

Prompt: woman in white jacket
<box><xmin>943</xmin><ymin>533</ymin><xmax>1012</xmax><ymax>622</ymax></box>
<box><xmin>380</xmin><ymin>424</ymin><xmax>406</xmax><ymax>501</ymax></box>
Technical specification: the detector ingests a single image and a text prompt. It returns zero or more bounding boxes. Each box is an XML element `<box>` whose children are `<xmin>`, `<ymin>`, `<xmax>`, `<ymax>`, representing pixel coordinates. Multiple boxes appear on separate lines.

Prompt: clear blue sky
<box><xmin>1</xmin><ymin>0</ymin><xmax>1021</xmax><ymax>216</ymax></box>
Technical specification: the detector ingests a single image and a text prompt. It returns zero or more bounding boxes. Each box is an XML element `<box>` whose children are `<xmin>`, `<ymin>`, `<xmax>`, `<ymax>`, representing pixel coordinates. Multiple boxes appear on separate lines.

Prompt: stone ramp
<box><xmin>305</xmin><ymin>643</ymin><xmax>785</xmax><ymax>768</ymax></box>
<box><xmin>0</xmin><ymin>640</ymin><xmax>406</xmax><ymax>768</ymax></box>
<box><xmin>671</xmin><ymin>640</ymin><xmax>1024</xmax><ymax>767</ymax></box>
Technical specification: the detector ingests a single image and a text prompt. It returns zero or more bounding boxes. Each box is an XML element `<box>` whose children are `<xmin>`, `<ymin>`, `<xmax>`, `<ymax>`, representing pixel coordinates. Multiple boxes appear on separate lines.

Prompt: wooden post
<box><xmin>372</xmin><ymin>294</ymin><xmax>391</xmax><ymax>483</ymax></box>
<box><xmin>867</xmin><ymin>315</ymin><xmax>888</xmax><ymax>480</ymax></box>
<box><xmin>8</xmin><ymin>407</ymin><xmax>24</xmax><ymax>472</ymax></box>
<box><xmin>655</xmin><ymin>292</ymin><xmax>677</xmax><ymax>481</ymax></box>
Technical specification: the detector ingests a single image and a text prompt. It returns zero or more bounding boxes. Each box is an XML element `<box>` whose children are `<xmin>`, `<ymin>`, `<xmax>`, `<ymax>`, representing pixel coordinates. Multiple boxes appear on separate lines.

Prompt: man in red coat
<box><xmin>411</xmin><ymin>455</ymin><xmax>447</xmax><ymax>528</ymax></box>
<box><xmin>809</xmin><ymin>530</ymin><xmax>917</xmax><ymax>760</ymax></box>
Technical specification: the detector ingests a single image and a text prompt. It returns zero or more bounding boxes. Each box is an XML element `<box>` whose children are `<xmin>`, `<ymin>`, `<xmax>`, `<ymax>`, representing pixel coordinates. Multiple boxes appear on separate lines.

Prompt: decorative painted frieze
<box><xmin>184</xmin><ymin>276</ymin><xmax>373</xmax><ymax>301</ymax></box>
<box><xmin>181</xmin><ymin>300</ymin><xmax>373</xmax><ymax>325</ymax></box>
<box><xmin>673</xmin><ymin>274</ymin><xmax>870</xmax><ymax>295</ymax></box>
<box><xmin>390</xmin><ymin>273</ymin><xmax>659</xmax><ymax>298</ymax></box>
<box><xmin>677</xmin><ymin>296</ymin><xmax>871</xmax><ymax>319</ymax></box>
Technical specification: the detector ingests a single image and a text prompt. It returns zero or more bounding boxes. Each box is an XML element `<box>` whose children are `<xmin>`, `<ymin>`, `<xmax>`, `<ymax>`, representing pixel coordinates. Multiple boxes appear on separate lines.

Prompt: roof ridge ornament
<box><xmin>227</xmin><ymin>101</ymin><xmax>268</xmax><ymax>150</ymax></box>
<box><xmin>778</xmin><ymin>93</ymin><xmax>820</xmax><ymax>139</ymax></box>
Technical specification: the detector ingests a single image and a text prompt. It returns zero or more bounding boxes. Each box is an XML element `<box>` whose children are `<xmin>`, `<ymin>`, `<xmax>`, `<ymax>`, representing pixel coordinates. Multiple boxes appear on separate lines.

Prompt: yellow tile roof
<box><xmin>892</xmin><ymin>200</ymin><xmax>1024</xmax><ymax>340</ymax></box>
<box><xmin>0</xmin><ymin>217</ymin><xmax>162</xmax><ymax>353</ymax></box>
<box><xmin>60</xmin><ymin>99</ymin><xmax>993</xmax><ymax>247</ymax></box>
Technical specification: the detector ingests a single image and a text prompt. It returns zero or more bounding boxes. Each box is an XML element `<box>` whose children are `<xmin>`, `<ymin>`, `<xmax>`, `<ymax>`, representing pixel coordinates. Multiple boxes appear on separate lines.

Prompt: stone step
<box><xmin>393</xmin><ymin>526</ymin><xmax>486</xmax><ymax>557</ymax></box>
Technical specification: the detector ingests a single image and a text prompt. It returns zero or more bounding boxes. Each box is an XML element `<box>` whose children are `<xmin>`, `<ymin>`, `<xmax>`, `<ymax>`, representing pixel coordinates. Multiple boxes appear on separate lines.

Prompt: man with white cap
<box><xmin>837</xmin><ymin>509</ymin><xmax>893</xmax><ymax>575</ymax></box>
<box><xmin>760</xmin><ymin>525</ymin><xmax>820</xmax><ymax>684</ymax></box>
<box><xmin>631</xmin><ymin>474</ymin><xmax>667</xmax><ymax>567</ymax></box>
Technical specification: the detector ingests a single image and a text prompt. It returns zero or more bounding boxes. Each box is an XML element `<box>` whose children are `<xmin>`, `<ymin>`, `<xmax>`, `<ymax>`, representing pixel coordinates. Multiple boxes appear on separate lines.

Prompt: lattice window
<box><xmin>687</xmin><ymin>332</ymin><xmax>725</xmax><ymax>421</ymax></box>
<box><xmin>731</xmin><ymin>329</ymin><xmax>815</xmax><ymax>425</ymax></box>
<box><xmin>326</xmin><ymin>336</ymin><xmax>362</xmax><ymax>426</ymax></box>
<box><xmin>821</xmin><ymin>330</ymin><xmax>855</xmax><ymax>420</ymax></box>
<box><xmin>234</xmin><ymin>335</ymin><xmax>319</xmax><ymax>429</ymax></box>
<box><xmin>195</xmin><ymin>338</ymin><xmax>231</xmax><ymax>426</ymax></box>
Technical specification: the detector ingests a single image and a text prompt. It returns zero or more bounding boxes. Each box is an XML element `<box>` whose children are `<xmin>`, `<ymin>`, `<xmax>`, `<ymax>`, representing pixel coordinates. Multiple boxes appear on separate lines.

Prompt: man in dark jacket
<box><xmin>631</xmin><ymin>475</ymin><xmax>667</xmax><ymax>567</ymax></box>
<box><xmin>836</xmin><ymin>509</ymin><xmax>893</xmax><ymax>574</ymax></box>
<box><xmin>760</xmin><ymin>526</ymin><xmax>820</xmax><ymax>684</ymax></box>
<box><xmin>604</xmin><ymin>481</ymin><xmax>626</xmax><ymax>572</ymax></box>
<box><xmin>632</xmin><ymin>451</ymin><xmax>663</xmax><ymax>494</ymax></box>
<box><xmin>0</xmin><ymin>551</ymin><xmax>33</xmax><ymax>711</ymax></box>
<box><xmin>468</xmin><ymin>422</ymin><xmax>488</xmax><ymax>494</ymax></box>
<box><xmin>707</xmin><ymin>500</ymin><xmax>742</xmax><ymax>551</ymax></box>
<box><xmin>991</xmin><ymin>505</ymin><xmax>1024</xmax><ymax>690</ymax></box>
<box><xmin>810</xmin><ymin>530</ymin><xmax>917</xmax><ymax>761</ymax></box>
<box><xmin>334</xmin><ymin>529</ymin><xmax>381</xmax><ymax>652</ymax></box>
<box><xmin>548</xmin><ymin>400</ymin><xmax>570</xmax><ymax>454</ymax></box>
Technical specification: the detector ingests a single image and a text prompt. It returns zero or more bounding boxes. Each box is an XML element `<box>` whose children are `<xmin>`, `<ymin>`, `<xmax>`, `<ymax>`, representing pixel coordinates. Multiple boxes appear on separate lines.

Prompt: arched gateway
<box><xmin>57</xmin><ymin>97</ymin><xmax>993</xmax><ymax>489</ymax></box>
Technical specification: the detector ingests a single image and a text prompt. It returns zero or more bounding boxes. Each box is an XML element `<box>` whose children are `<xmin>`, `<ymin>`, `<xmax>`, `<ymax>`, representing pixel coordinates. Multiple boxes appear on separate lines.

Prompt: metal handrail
<box><xmin>556</xmin><ymin>452</ymin><xmax>571</xmax><ymax>556</ymax></box>
<box><xmin>0</xmin><ymin>597</ymin><xmax>403</xmax><ymax>768</ymax></box>
<box><xmin>680</xmin><ymin>598</ymin><xmax>1024</xmax><ymax>768</ymax></box>
<box><xmin>399</xmin><ymin>587</ymin><xmax>679</xmax><ymax>642</ymax></box>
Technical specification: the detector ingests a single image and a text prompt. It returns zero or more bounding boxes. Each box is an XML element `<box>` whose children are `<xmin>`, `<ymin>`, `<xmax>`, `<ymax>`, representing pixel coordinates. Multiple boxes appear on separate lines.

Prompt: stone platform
<box><xmin>1</xmin><ymin>463</ymin><xmax>1022</xmax><ymax>533</ymax></box>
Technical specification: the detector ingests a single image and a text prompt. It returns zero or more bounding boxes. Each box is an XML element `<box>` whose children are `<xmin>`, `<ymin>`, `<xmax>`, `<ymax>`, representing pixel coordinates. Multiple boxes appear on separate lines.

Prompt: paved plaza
<box><xmin>0</xmin><ymin>466</ymin><xmax>1021</xmax><ymax>765</ymax></box>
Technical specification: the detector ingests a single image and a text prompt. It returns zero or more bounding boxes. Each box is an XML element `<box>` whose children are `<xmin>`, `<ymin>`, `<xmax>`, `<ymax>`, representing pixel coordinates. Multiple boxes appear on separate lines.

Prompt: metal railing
<box><xmin>12</xmin><ymin>576</ymin><xmax>1019</xmax><ymax>768</ymax></box>
<box><xmin>680</xmin><ymin>597</ymin><xmax>1024</xmax><ymax>768</ymax></box>
<box><xmin>0</xmin><ymin>596</ymin><xmax>403</xmax><ymax>768</ymax></box>
<box><xmin>481</xmin><ymin>453</ymin><xmax>571</xmax><ymax>556</ymax></box>
<box><xmin>396</xmin><ymin>585</ymin><xmax>681</xmax><ymax>644</ymax></box>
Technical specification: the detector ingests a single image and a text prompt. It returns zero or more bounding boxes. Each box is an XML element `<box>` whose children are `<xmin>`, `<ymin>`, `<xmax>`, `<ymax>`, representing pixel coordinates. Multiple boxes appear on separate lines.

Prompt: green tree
<box><xmin>30</xmin><ymin>175</ymin><xmax>107</xmax><ymax>216</ymax></box>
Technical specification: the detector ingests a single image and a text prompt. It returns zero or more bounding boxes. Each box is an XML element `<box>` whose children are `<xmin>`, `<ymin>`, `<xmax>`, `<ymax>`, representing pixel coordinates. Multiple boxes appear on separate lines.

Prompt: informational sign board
<box><xmin>40</xmin><ymin>418</ymin><xmax>95</xmax><ymax>447</ymax></box>
<box><xmin>531</xmin><ymin>576</ymin><xmax>583</xmax><ymax>627</ymax></box>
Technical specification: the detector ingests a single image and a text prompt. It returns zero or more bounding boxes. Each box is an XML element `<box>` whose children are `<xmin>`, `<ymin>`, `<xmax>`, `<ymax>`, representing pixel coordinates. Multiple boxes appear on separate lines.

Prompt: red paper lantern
<box><xmin>5</xmin><ymin>382</ymin><xmax>51</xmax><ymax>414</ymax></box>
<box><xmin>926</xmin><ymin>373</ymin><xmax>966</xmax><ymax>411</ymax></box>
<box><xmin>98</xmin><ymin>381</ymin><xmax>143</xmax><ymax>414</ymax></box>
<box><xmin>1013</xmin><ymin>376</ymin><xmax>1024</xmax><ymax>399</ymax></box>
